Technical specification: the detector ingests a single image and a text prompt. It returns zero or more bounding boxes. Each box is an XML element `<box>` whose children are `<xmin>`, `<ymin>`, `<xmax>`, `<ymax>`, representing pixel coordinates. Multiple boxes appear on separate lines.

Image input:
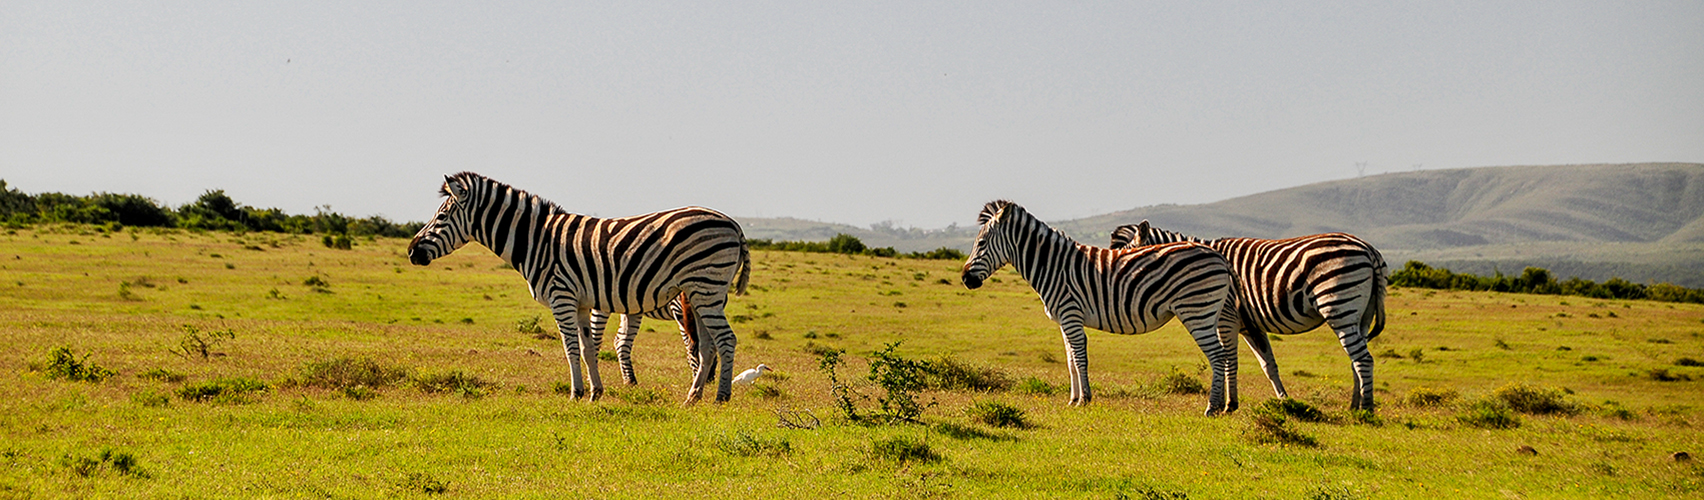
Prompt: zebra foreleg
<box><xmin>1183</xmin><ymin>313</ymin><xmax>1236</xmax><ymax>416</ymax></box>
<box><xmin>577</xmin><ymin>307</ymin><xmax>605</xmax><ymax>401</ymax></box>
<box><xmin>552</xmin><ymin>304</ymin><xmax>587</xmax><ymax>400</ymax></box>
<box><xmin>1057</xmin><ymin>320</ymin><xmax>1091</xmax><ymax>406</ymax></box>
<box><xmin>693</xmin><ymin>305</ymin><xmax>738</xmax><ymax>403</ymax></box>
<box><xmin>1241</xmin><ymin>329</ymin><xmax>1288</xmax><ymax>399</ymax></box>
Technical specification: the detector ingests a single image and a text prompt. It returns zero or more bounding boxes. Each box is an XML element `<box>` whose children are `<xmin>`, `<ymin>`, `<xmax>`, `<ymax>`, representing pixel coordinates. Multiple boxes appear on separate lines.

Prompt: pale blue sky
<box><xmin>3</xmin><ymin>1</ymin><xmax>1701</xmax><ymax>228</ymax></box>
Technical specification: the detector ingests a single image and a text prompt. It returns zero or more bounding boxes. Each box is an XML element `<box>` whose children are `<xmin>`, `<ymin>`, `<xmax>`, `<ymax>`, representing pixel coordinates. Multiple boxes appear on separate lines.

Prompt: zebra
<box><xmin>960</xmin><ymin>200</ymin><xmax>1242</xmax><ymax>415</ymax></box>
<box><xmin>406</xmin><ymin>172</ymin><xmax>751</xmax><ymax>403</ymax></box>
<box><xmin>1109</xmin><ymin>220</ymin><xmax>1388</xmax><ymax>411</ymax></box>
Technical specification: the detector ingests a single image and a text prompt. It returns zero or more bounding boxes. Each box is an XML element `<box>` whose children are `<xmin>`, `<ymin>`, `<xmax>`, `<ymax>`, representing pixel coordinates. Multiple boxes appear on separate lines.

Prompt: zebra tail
<box><xmin>733</xmin><ymin>240</ymin><xmax>751</xmax><ymax>296</ymax></box>
<box><xmin>1364</xmin><ymin>256</ymin><xmax>1389</xmax><ymax>340</ymax></box>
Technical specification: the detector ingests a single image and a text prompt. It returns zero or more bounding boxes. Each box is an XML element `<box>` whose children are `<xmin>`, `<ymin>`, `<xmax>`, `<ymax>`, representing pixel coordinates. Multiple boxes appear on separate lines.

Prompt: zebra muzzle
<box><xmin>961</xmin><ymin>272</ymin><xmax>984</xmax><ymax>290</ymax></box>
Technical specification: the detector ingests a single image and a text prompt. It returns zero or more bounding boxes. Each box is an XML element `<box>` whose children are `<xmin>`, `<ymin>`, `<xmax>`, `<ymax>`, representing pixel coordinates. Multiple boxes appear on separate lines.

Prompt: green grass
<box><xmin>2</xmin><ymin>224</ymin><xmax>1703</xmax><ymax>497</ymax></box>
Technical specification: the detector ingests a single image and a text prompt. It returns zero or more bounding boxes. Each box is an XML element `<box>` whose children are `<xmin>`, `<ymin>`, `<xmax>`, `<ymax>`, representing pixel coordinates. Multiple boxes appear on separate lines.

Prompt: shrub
<box><xmin>1676</xmin><ymin>357</ymin><xmax>1704</xmax><ymax>367</ymax></box>
<box><xmin>934</xmin><ymin>422</ymin><xmax>1008</xmax><ymax>441</ymax></box>
<box><xmin>1403</xmin><ymin>387</ymin><xmax>1459</xmax><ymax>407</ymax></box>
<box><xmin>1243</xmin><ymin>411</ymin><xmax>1318</xmax><ymax>447</ymax></box>
<box><xmin>866</xmin><ymin>342</ymin><xmax>936</xmax><ymax>423</ymax></box>
<box><xmin>177</xmin><ymin>377</ymin><xmax>269</xmax><ymax>404</ymax></box>
<box><xmin>1646</xmin><ymin>368</ymin><xmax>1691</xmax><ymax>382</ymax></box>
<box><xmin>1156</xmin><ymin>369</ymin><xmax>1205</xmax><ymax>395</ymax></box>
<box><xmin>715</xmin><ymin>431</ymin><xmax>792</xmax><ymax>457</ymax></box>
<box><xmin>1491</xmin><ymin>383</ymin><xmax>1576</xmax><ymax>415</ymax></box>
<box><xmin>1254</xmin><ymin>398</ymin><xmax>1329</xmax><ymax>423</ymax></box>
<box><xmin>966</xmin><ymin>401</ymin><xmax>1031</xmax><ymax>429</ymax></box>
<box><xmin>397</xmin><ymin>472</ymin><xmax>449</xmax><ymax>494</ymax></box>
<box><xmin>1457</xmin><ymin>400</ymin><xmax>1521</xmax><ymax>429</ymax></box>
<box><xmin>43</xmin><ymin>347</ymin><xmax>116</xmax><ymax>382</ymax></box>
<box><xmin>291</xmin><ymin>357</ymin><xmax>411</xmax><ymax>390</ymax></box>
<box><xmin>415</xmin><ymin>371</ymin><xmax>493</xmax><ymax>398</ymax></box>
<box><xmin>169</xmin><ymin>325</ymin><xmax>235</xmax><ymax>360</ymax></box>
<box><xmin>321</xmin><ymin>233</ymin><xmax>353</xmax><ymax>250</ymax></box>
<box><xmin>137</xmin><ymin>367</ymin><xmax>186</xmax><ymax>383</ymax></box>
<box><xmin>750</xmin><ymin>383</ymin><xmax>785</xmax><ymax>399</ymax></box>
<box><xmin>870</xmin><ymin>436</ymin><xmax>940</xmax><ymax>463</ymax></box>
<box><xmin>615</xmin><ymin>387</ymin><xmax>662</xmax><ymax>405</ymax></box>
<box><xmin>59</xmin><ymin>449</ymin><xmax>146</xmax><ymax>478</ymax></box>
<box><xmin>920</xmin><ymin>357</ymin><xmax>1012</xmax><ymax>391</ymax></box>
<box><xmin>131</xmin><ymin>390</ymin><xmax>170</xmax><ymax>407</ymax></box>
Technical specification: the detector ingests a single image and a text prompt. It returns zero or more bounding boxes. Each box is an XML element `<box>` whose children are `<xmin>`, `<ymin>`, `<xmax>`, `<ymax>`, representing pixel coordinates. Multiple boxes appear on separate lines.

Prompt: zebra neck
<box><xmin>469</xmin><ymin>193</ymin><xmax>563</xmax><ymax>271</ymax></box>
<box><xmin>1009</xmin><ymin>216</ymin><xmax>1083</xmax><ymax>282</ymax></box>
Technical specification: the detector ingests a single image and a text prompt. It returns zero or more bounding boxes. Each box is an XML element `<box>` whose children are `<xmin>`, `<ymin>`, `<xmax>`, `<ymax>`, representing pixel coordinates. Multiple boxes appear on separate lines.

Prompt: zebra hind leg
<box><xmin>1332</xmin><ymin>323</ymin><xmax>1375</xmax><ymax>412</ymax></box>
<box><xmin>616</xmin><ymin>314</ymin><xmax>641</xmax><ymax>385</ymax></box>
<box><xmin>1240</xmin><ymin>329</ymin><xmax>1288</xmax><ymax>399</ymax></box>
<box><xmin>577</xmin><ymin>311</ymin><xmax>604</xmax><ymax>401</ymax></box>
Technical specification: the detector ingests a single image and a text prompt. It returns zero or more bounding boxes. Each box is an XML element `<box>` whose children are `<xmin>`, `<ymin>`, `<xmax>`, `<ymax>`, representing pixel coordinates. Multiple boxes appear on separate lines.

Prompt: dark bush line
<box><xmin>1</xmin><ymin>179</ymin><xmax>422</xmax><ymax>238</ymax></box>
<box><xmin>747</xmin><ymin>233</ymin><xmax>965</xmax><ymax>260</ymax></box>
<box><xmin>1391</xmin><ymin>261</ymin><xmax>1704</xmax><ymax>304</ymax></box>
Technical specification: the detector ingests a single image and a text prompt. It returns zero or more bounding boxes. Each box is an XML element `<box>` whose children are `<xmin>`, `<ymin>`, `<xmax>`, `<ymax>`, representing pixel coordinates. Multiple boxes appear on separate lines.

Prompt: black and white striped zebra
<box><xmin>1110</xmin><ymin>220</ymin><xmax>1388</xmax><ymax>411</ymax></box>
<box><xmin>406</xmin><ymin>172</ymin><xmax>751</xmax><ymax>403</ymax></box>
<box><xmin>961</xmin><ymin>200</ymin><xmax>1242</xmax><ymax>414</ymax></box>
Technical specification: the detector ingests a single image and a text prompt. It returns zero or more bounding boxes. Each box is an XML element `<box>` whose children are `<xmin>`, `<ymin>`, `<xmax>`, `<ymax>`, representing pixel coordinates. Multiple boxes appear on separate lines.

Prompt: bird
<box><xmin>732</xmin><ymin>364</ymin><xmax>771</xmax><ymax>385</ymax></box>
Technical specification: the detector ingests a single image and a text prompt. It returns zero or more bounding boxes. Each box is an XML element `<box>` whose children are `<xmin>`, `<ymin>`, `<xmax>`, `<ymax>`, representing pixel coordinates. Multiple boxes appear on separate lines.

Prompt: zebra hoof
<box><xmin>589</xmin><ymin>388</ymin><xmax>603</xmax><ymax>401</ymax></box>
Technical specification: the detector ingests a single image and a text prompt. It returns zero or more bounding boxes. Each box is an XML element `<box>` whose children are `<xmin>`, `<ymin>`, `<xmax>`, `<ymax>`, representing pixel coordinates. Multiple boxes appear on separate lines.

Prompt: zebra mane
<box><xmin>440</xmin><ymin>171</ymin><xmax>569</xmax><ymax>215</ymax></box>
<box><xmin>977</xmin><ymin>200</ymin><xmax>1019</xmax><ymax>226</ymax></box>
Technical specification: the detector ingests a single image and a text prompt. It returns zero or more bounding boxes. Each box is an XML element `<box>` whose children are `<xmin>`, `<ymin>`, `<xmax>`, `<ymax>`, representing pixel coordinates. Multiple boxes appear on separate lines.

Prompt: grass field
<box><xmin>2</xmin><ymin>224</ymin><xmax>1702</xmax><ymax>498</ymax></box>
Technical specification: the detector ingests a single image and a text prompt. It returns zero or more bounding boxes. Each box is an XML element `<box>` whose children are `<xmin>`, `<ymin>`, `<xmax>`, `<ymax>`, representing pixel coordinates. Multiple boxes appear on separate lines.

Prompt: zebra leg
<box><xmin>577</xmin><ymin>308</ymin><xmax>604</xmax><ymax>401</ymax></box>
<box><xmin>552</xmin><ymin>303</ymin><xmax>586</xmax><ymax>400</ymax></box>
<box><xmin>1181</xmin><ymin>311</ymin><xmax>1235</xmax><ymax>416</ymax></box>
<box><xmin>683</xmin><ymin>305</ymin><xmax>716</xmax><ymax>406</ymax></box>
<box><xmin>1057</xmin><ymin>319</ymin><xmax>1091</xmax><ymax>406</ymax></box>
<box><xmin>616</xmin><ymin>314</ymin><xmax>641</xmax><ymax>385</ymax></box>
<box><xmin>1241</xmin><ymin>328</ymin><xmax>1288</xmax><ymax>399</ymax></box>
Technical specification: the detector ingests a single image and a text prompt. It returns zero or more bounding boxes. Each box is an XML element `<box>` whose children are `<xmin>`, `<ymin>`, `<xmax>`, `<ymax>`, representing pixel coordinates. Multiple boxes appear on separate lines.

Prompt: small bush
<box><xmin>870</xmin><ymin>436</ymin><xmax>940</xmax><ymax>463</ymax></box>
<box><xmin>60</xmin><ymin>449</ymin><xmax>146</xmax><ymax>478</ymax></box>
<box><xmin>1404</xmin><ymin>387</ymin><xmax>1459</xmax><ymax>407</ymax></box>
<box><xmin>44</xmin><ymin>347</ymin><xmax>116</xmax><ymax>382</ymax></box>
<box><xmin>934</xmin><ymin>422</ymin><xmax>1009</xmax><ymax>441</ymax></box>
<box><xmin>1376</xmin><ymin>349</ymin><xmax>1403</xmax><ymax>359</ymax></box>
<box><xmin>920</xmin><ymin>357</ymin><xmax>1012</xmax><ymax>391</ymax></box>
<box><xmin>1676</xmin><ymin>357</ymin><xmax>1704</xmax><ymax>367</ymax></box>
<box><xmin>1457</xmin><ymin>400</ymin><xmax>1521</xmax><ymax>429</ymax></box>
<box><xmin>342</xmin><ymin>385</ymin><xmax>380</xmax><ymax>401</ymax></box>
<box><xmin>169</xmin><ymin>325</ymin><xmax>235</xmax><ymax>360</ymax></box>
<box><xmin>291</xmin><ymin>357</ymin><xmax>411</xmax><ymax>390</ymax></box>
<box><xmin>177</xmin><ymin>377</ymin><xmax>268</xmax><ymax>404</ymax></box>
<box><xmin>1244</xmin><ymin>412</ymin><xmax>1318</xmax><ymax>447</ymax></box>
<box><xmin>1491</xmin><ymin>383</ymin><xmax>1576</xmax><ymax>415</ymax></box>
<box><xmin>966</xmin><ymin>400</ymin><xmax>1031</xmax><ymax>429</ymax></box>
<box><xmin>1014</xmin><ymin>376</ymin><xmax>1061</xmax><ymax>396</ymax></box>
<box><xmin>1407</xmin><ymin>349</ymin><xmax>1425</xmax><ymax>363</ymax></box>
<box><xmin>396</xmin><ymin>471</ymin><xmax>448</xmax><ymax>494</ymax></box>
<box><xmin>137</xmin><ymin>367</ymin><xmax>186</xmax><ymax>383</ymax></box>
<box><xmin>415</xmin><ymin>371</ymin><xmax>493</xmax><ymax>398</ymax></box>
<box><xmin>1646</xmin><ymin>368</ymin><xmax>1691</xmax><ymax>382</ymax></box>
<box><xmin>302</xmin><ymin>276</ymin><xmax>330</xmax><ymax>288</ymax></box>
<box><xmin>1254</xmin><ymin>398</ymin><xmax>1329</xmax><ymax>423</ymax></box>
<box><xmin>515</xmin><ymin>315</ymin><xmax>551</xmax><ymax>339</ymax></box>
<box><xmin>322</xmin><ymin>233</ymin><xmax>353</xmax><ymax>250</ymax></box>
<box><xmin>1157</xmin><ymin>369</ymin><xmax>1205</xmax><ymax>395</ymax></box>
<box><xmin>715</xmin><ymin>431</ymin><xmax>791</xmax><ymax>457</ymax></box>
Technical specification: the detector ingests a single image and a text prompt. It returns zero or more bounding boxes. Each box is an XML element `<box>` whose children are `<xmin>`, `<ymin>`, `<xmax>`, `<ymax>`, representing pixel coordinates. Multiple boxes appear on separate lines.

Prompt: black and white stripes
<box><xmin>407</xmin><ymin>172</ymin><xmax>750</xmax><ymax>403</ymax></box>
<box><xmin>1111</xmin><ymin>220</ymin><xmax>1388</xmax><ymax>411</ymax></box>
<box><xmin>961</xmin><ymin>201</ymin><xmax>1243</xmax><ymax>414</ymax></box>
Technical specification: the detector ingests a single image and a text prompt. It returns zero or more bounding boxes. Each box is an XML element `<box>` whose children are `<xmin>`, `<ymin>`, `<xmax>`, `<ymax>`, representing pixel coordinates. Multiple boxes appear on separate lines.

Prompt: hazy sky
<box><xmin>3</xmin><ymin>1</ymin><xmax>1701</xmax><ymax>228</ymax></box>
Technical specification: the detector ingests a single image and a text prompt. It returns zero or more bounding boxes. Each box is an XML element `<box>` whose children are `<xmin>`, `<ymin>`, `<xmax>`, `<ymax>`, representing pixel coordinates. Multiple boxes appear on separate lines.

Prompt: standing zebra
<box><xmin>1110</xmin><ymin>220</ymin><xmax>1388</xmax><ymax>411</ymax></box>
<box><xmin>406</xmin><ymin>172</ymin><xmax>751</xmax><ymax>403</ymax></box>
<box><xmin>961</xmin><ymin>200</ymin><xmax>1242</xmax><ymax>414</ymax></box>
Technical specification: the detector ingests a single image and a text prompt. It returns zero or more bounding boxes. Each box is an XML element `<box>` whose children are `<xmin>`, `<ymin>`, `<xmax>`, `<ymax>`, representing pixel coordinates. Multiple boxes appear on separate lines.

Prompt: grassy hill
<box><xmin>748</xmin><ymin>163</ymin><xmax>1704</xmax><ymax>286</ymax></box>
<box><xmin>2</xmin><ymin>225</ymin><xmax>1701</xmax><ymax>497</ymax></box>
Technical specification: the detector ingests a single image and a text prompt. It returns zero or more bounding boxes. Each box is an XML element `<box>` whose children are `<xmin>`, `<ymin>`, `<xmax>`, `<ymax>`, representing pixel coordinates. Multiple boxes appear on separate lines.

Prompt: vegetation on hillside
<box><xmin>748</xmin><ymin>233</ymin><xmax>965</xmax><ymax>260</ymax></box>
<box><xmin>0</xmin><ymin>179</ymin><xmax>421</xmax><ymax>237</ymax></box>
<box><xmin>1392</xmin><ymin>260</ymin><xmax>1704</xmax><ymax>304</ymax></box>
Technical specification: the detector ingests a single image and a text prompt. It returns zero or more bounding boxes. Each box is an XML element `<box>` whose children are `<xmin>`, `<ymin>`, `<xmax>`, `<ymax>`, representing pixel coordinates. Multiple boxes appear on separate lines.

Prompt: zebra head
<box><xmin>962</xmin><ymin>200</ymin><xmax>1020</xmax><ymax>289</ymax></box>
<box><xmin>407</xmin><ymin>174</ymin><xmax>479</xmax><ymax>266</ymax></box>
<box><xmin>1107</xmin><ymin>220</ymin><xmax>1155</xmax><ymax>249</ymax></box>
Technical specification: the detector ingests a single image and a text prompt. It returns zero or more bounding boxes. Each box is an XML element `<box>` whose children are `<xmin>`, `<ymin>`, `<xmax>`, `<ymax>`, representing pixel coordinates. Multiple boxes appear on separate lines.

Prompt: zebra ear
<box><xmin>1137</xmin><ymin>220</ymin><xmax>1152</xmax><ymax>244</ymax></box>
<box><xmin>442</xmin><ymin>175</ymin><xmax>468</xmax><ymax>200</ymax></box>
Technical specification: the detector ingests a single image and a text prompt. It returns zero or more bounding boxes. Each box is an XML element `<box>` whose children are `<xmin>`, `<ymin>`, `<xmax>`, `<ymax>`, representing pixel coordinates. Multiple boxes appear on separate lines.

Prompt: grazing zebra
<box><xmin>587</xmin><ymin>296</ymin><xmax>711</xmax><ymax>386</ymax></box>
<box><xmin>961</xmin><ymin>200</ymin><xmax>1242</xmax><ymax>414</ymax></box>
<box><xmin>1110</xmin><ymin>220</ymin><xmax>1388</xmax><ymax>411</ymax></box>
<box><xmin>406</xmin><ymin>172</ymin><xmax>751</xmax><ymax>403</ymax></box>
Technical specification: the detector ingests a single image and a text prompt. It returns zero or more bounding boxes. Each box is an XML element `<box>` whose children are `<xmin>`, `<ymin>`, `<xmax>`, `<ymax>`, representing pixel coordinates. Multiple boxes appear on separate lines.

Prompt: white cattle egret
<box><xmin>733</xmin><ymin>364</ymin><xmax>771</xmax><ymax>385</ymax></box>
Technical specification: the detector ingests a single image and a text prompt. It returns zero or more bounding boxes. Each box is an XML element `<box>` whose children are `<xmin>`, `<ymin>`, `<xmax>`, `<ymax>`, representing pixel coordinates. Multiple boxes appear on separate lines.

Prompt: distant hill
<box><xmin>744</xmin><ymin>163</ymin><xmax>1704</xmax><ymax>287</ymax></box>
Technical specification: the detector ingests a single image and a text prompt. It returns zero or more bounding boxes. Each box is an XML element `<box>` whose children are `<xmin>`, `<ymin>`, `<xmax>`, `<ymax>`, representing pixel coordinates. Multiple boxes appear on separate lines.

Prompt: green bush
<box><xmin>1243</xmin><ymin>412</ymin><xmax>1318</xmax><ymax>447</ymax></box>
<box><xmin>966</xmin><ymin>400</ymin><xmax>1031</xmax><ymax>429</ymax></box>
<box><xmin>1014</xmin><ymin>376</ymin><xmax>1062</xmax><ymax>396</ymax></box>
<box><xmin>715</xmin><ymin>431</ymin><xmax>792</xmax><ymax>458</ymax></box>
<box><xmin>1253</xmin><ymin>398</ymin><xmax>1329</xmax><ymax>423</ymax></box>
<box><xmin>1156</xmin><ymin>369</ymin><xmax>1205</xmax><ymax>395</ymax></box>
<box><xmin>1491</xmin><ymin>383</ymin><xmax>1576</xmax><ymax>415</ymax></box>
<box><xmin>870</xmin><ymin>436</ymin><xmax>940</xmax><ymax>463</ymax></box>
<box><xmin>44</xmin><ymin>347</ymin><xmax>116</xmax><ymax>382</ymax></box>
<box><xmin>177</xmin><ymin>377</ymin><xmax>269</xmax><ymax>404</ymax></box>
<box><xmin>1403</xmin><ymin>387</ymin><xmax>1459</xmax><ymax>407</ymax></box>
<box><xmin>290</xmin><ymin>357</ymin><xmax>411</xmax><ymax>390</ymax></box>
<box><xmin>137</xmin><ymin>367</ymin><xmax>187</xmax><ymax>383</ymax></box>
<box><xmin>1457</xmin><ymin>400</ymin><xmax>1521</xmax><ymax>429</ymax></box>
<box><xmin>920</xmin><ymin>357</ymin><xmax>1012</xmax><ymax>391</ymax></box>
<box><xmin>415</xmin><ymin>371</ymin><xmax>493</xmax><ymax>398</ymax></box>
